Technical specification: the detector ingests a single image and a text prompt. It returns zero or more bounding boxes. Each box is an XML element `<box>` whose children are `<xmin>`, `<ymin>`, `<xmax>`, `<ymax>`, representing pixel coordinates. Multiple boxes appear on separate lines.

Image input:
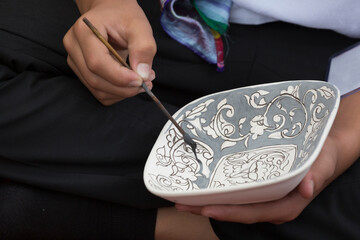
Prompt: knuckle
<box><xmin>66</xmin><ymin>56</ymin><xmax>72</xmax><ymax>66</ymax></box>
<box><xmin>101</xmin><ymin>99</ymin><xmax>124</xmax><ymax>106</ymax></box>
<box><xmin>63</xmin><ymin>34</ymin><xmax>71</xmax><ymax>50</ymax></box>
<box><xmin>148</xmin><ymin>41</ymin><xmax>157</xmax><ymax>56</ymax></box>
<box><xmin>86</xmin><ymin>55</ymin><xmax>102</xmax><ymax>73</ymax></box>
<box><xmin>137</xmin><ymin>39</ymin><xmax>157</xmax><ymax>56</ymax></box>
<box><xmin>100</xmin><ymin>100</ymin><xmax>114</xmax><ymax>106</ymax></box>
<box><xmin>147</xmin><ymin>40</ymin><xmax>157</xmax><ymax>55</ymax></box>
<box><xmin>72</xmin><ymin>18</ymin><xmax>85</xmax><ymax>36</ymax></box>
<box><xmin>86</xmin><ymin>77</ymin><xmax>101</xmax><ymax>89</ymax></box>
<box><xmin>92</xmin><ymin>90</ymin><xmax>109</xmax><ymax>102</ymax></box>
<box><xmin>121</xmin><ymin>91</ymin><xmax>136</xmax><ymax>99</ymax></box>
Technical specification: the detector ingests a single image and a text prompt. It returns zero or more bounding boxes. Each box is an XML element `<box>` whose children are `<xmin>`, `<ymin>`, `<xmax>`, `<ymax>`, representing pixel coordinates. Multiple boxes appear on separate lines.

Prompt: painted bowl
<box><xmin>143</xmin><ymin>80</ymin><xmax>339</xmax><ymax>205</ymax></box>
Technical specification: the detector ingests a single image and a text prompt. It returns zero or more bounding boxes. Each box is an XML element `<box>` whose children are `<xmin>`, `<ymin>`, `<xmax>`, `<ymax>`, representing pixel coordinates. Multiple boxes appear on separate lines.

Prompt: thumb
<box><xmin>127</xmin><ymin>21</ymin><xmax>157</xmax><ymax>81</ymax></box>
<box><xmin>297</xmin><ymin>173</ymin><xmax>314</xmax><ymax>199</ymax></box>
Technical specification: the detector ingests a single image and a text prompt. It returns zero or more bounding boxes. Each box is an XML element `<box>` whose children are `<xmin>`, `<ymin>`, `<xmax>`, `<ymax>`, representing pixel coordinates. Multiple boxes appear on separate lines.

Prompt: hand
<box><xmin>63</xmin><ymin>0</ymin><xmax>156</xmax><ymax>105</ymax></box>
<box><xmin>176</xmin><ymin>92</ymin><xmax>360</xmax><ymax>224</ymax></box>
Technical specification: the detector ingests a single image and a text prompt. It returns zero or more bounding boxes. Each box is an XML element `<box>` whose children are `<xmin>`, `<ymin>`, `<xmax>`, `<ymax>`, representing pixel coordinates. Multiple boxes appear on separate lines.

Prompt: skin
<box><xmin>64</xmin><ymin>0</ymin><xmax>360</xmax><ymax>238</ymax></box>
<box><xmin>64</xmin><ymin>0</ymin><xmax>156</xmax><ymax>106</ymax></box>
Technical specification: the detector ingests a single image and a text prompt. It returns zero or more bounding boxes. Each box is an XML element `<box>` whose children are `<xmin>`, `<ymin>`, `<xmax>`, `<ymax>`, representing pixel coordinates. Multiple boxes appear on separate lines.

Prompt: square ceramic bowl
<box><xmin>144</xmin><ymin>80</ymin><xmax>339</xmax><ymax>205</ymax></box>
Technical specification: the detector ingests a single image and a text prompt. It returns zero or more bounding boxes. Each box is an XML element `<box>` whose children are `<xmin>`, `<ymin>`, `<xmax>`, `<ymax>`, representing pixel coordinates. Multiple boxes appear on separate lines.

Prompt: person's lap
<box><xmin>0</xmin><ymin>0</ymin><xmax>176</xmax><ymax>207</ymax></box>
<box><xmin>0</xmin><ymin>0</ymin><xmax>359</xmax><ymax>239</ymax></box>
<box><xmin>0</xmin><ymin>1</ymin><xmax>175</xmax><ymax>238</ymax></box>
<box><xmin>0</xmin><ymin>180</ymin><xmax>158</xmax><ymax>239</ymax></box>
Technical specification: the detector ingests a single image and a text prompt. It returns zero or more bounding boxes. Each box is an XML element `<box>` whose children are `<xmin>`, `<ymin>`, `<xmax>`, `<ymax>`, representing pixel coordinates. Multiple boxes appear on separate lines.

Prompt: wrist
<box><xmin>330</xmin><ymin>92</ymin><xmax>360</xmax><ymax>162</ymax></box>
<box><xmin>326</xmin><ymin>94</ymin><xmax>360</xmax><ymax>180</ymax></box>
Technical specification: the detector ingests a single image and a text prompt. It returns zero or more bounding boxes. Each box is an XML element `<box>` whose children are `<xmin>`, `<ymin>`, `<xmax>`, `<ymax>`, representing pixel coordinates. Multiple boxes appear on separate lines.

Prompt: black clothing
<box><xmin>0</xmin><ymin>0</ymin><xmax>359</xmax><ymax>239</ymax></box>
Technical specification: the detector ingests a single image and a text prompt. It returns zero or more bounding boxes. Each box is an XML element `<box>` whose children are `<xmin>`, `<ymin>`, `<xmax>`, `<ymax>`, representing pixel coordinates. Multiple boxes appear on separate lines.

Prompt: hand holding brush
<box><xmin>82</xmin><ymin>17</ymin><xmax>199</xmax><ymax>161</ymax></box>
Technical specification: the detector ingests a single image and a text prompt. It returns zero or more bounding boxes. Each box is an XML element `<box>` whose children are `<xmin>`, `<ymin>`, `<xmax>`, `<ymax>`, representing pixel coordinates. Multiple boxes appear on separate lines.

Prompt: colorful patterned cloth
<box><xmin>160</xmin><ymin>0</ymin><xmax>232</xmax><ymax>71</ymax></box>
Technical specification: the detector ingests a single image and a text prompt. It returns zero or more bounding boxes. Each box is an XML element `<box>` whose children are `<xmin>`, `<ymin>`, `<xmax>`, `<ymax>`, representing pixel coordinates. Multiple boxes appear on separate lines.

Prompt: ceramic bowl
<box><xmin>143</xmin><ymin>80</ymin><xmax>339</xmax><ymax>205</ymax></box>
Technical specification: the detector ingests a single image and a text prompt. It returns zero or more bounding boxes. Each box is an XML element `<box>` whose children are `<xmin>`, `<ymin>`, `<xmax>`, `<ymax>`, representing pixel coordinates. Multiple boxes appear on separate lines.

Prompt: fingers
<box><xmin>128</xmin><ymin>34</ymin><xmax>157</xmax><ymax>81</ymax></box>
<box><xmin>65</xmin><ymin>32</ymin><xmax>144</xmax><ymax>105</ymax></box>
<box><xmin>67</xmin><ymin>56</ymin><xmax>128</xmax><ymax>106</ymax></box>
<box><xmin>298</xmin><ymin>137</ymin><xmax>337</xmax><ymax>198</ymax></box>
<box><xmin>296</xmin><ymin>173</ymin><xmax>314</xmax><ymax>199</ymax></box>
<box><xmin>122</xmin><ymin>4</ymin><xmax>157</xmax><ymax>78</ymax></box>
<box><xmin>176</xmin><ymin>191</ymin><xmax>308</xmax><ymax>224</ymax></box>
<box><xmin>63</xmin><ymin>1</ymin><xmax>157</xmax><ymax>105</ymax></box>
<box><xmin>73</xmin><ymin>18</ymin><xmax>143</xmax><ymax>86</ymax></box>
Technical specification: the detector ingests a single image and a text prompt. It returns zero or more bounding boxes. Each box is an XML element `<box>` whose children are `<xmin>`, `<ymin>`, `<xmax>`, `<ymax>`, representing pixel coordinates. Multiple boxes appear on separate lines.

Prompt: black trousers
<box><xmin>0</xmin><ymin>0</ymin><xmax>359</xmax><ymax>239</ymax></box>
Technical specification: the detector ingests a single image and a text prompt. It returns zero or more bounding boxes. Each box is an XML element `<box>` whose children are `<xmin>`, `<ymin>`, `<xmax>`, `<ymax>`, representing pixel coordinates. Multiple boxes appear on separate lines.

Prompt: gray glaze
<box><xmin>146</xmin><ymin>81</ymin><xmax>338</xmax><ymax>192</ymax></box>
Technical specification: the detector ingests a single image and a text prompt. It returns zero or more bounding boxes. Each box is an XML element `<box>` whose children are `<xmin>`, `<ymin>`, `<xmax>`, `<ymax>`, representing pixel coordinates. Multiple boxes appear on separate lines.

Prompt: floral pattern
<box><xmin>145</xmin><ymin>81</ymin><xmax>338</xmax><ymax>192</ymax></box>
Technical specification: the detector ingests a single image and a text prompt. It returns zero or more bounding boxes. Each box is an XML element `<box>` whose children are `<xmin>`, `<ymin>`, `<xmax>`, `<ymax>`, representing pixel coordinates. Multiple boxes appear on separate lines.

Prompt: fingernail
<box><xmin>136</xmin><ymin>63</ymin><xmax>150</xmax><ymax>80</ymax></box>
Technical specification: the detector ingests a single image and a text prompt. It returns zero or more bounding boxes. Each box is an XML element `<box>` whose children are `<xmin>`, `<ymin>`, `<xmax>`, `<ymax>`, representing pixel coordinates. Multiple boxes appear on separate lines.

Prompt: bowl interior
<box><xmin>144</xmin><ymin>81</ymin><xmax>339</xmax><ymax>195</ymax></box>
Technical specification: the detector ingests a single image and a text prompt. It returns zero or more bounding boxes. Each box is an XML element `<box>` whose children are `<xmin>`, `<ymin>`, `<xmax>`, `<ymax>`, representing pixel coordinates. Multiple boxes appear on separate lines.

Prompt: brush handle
<box><xmin>82</xmin><ymin>17</ymin><xmax>186</xmax><ymax>135</ymax></box>
<box><xmin>83</xmin><ymin>17</ymin><xmax>129</xmax><ymax>68</ymax></box>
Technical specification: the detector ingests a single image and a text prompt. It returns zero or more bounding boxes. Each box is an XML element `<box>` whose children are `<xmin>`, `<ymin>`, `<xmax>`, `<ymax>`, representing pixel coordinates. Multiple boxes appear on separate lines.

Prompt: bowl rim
<box><xmin>143</xmin><ymin>80</ymin><xmax>340</xmax><ymax>198</ymax></box>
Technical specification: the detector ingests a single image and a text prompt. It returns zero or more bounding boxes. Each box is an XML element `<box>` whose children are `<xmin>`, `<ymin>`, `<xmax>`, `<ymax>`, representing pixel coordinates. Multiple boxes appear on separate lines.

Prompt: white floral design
<box><xmin>146</xmin><ymin>81</ymin><xmax>338</xmax><ymax>192</ymax></box>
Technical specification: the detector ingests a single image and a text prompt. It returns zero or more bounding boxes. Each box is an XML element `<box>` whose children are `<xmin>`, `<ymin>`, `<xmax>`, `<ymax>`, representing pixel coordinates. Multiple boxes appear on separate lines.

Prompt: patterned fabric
<box><xmin>160</xmin><ymin>0</ymin><xmax>232</xmax><ymax>71</ymax></box>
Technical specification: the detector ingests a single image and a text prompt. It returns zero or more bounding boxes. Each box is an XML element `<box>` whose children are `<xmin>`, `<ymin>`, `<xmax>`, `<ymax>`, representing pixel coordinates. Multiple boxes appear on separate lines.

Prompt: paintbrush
<box><xmin>82</xmin><ymin>17</ymin><xmax>199</xmax><ymax>159</ymax></box>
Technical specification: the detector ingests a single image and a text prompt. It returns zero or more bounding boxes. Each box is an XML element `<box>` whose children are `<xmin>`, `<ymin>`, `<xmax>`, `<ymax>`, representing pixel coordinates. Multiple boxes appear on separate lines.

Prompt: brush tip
<box><xmin>183</xmin><ymin>133</ymin><xmax>197</xmax><ymax>149</ymax></box>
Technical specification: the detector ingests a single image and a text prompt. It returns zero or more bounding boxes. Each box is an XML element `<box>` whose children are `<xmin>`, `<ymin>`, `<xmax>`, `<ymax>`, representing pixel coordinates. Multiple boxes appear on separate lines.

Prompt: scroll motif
<box><xmin>146</xmin><ymin>82</ymin><xmax>336</xmax><ymax>192</ymax></box>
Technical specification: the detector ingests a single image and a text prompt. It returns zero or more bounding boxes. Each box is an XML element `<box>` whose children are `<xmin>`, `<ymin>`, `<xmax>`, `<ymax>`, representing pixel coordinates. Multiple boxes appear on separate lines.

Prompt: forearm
<box><xmin>326</xmin><ymin>91</ymin><xmax>360</xmax><ymax>182</ymax></box>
